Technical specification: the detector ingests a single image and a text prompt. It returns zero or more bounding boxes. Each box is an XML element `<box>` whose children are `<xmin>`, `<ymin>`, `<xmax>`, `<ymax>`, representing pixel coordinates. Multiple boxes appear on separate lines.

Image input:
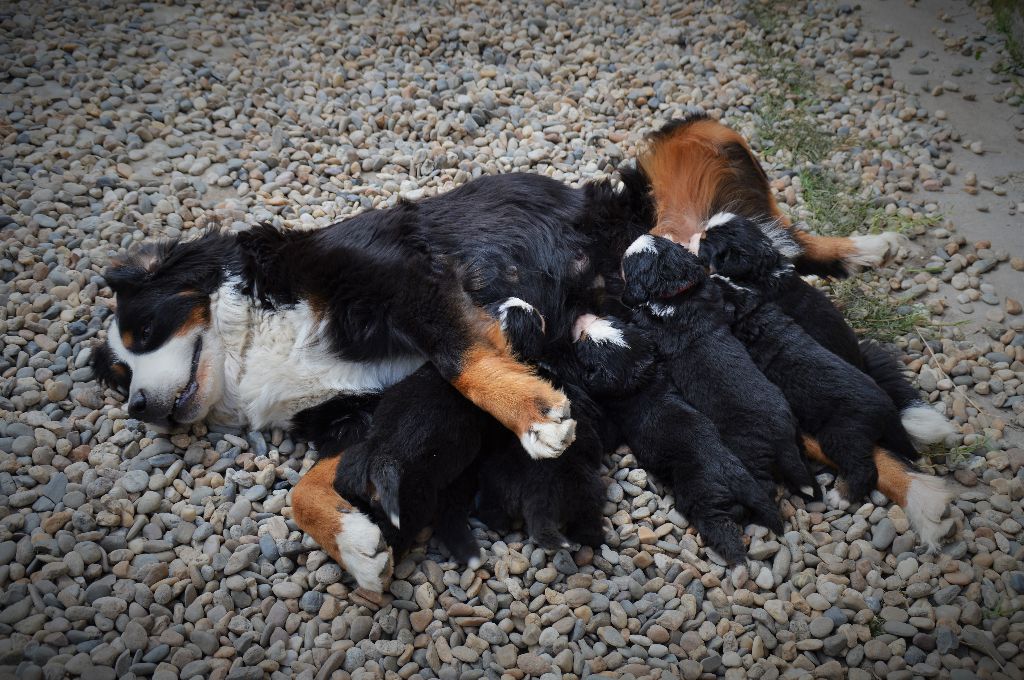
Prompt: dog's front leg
<box><xmin>445</xmin><ymin>311</ymin><xmax>576</xmax><ymax>459</ymax></box>
<box><xmin>290</xmin><ymin>455</ymin><xmax>393</xmax><ymax>594</ymax></box>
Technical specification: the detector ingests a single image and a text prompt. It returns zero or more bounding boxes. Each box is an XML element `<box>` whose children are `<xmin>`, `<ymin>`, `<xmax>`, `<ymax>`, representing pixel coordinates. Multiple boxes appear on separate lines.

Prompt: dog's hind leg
<box><xmin>521</xmin><ymin>492</ymin><xmax>571</xmax><ymax>550</ymax></box>
<box><xmin>802</xmin><ymin>437</ymin><xmax>956</xmax><ymax>551</ymax></box>
<box><xmin>292</xmin><ymin>455</ymin><xmax>393</xmax><ymax>594</ymax></box>
<box><xmin>873</xmin><ymin>448</ymin><xmax>956</xmax><ymax>552</ymax></box>
<box><xmin>810</xmin><ymin>427</ymin><xmax>879</xmax><ymax>503</ymax></box>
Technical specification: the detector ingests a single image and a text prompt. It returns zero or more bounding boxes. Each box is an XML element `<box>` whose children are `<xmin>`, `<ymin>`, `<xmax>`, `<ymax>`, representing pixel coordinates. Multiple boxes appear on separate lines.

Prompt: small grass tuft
<box><xmin>869</xmin><ymin>211</ymin><xmax>945</xmax><ymax>236</ymax></box>
<box><xmin>798</xmin><ymin>169</ymin><xmax>879</xmax><ymax>236</ymax></box>
<box><xmin>922</xmin><ymin>435</ymin><xmax>989</xmax><ymax>469</ymax></box>
<box><xmin>744</xmin><ymin>36</ymin><xmax>834</xmax><ymax>164</ymax></box>
<box><xmin>826</xmin><ymin>278</ymin><xmax>932</xmax><ymax>342</ymax></box>
<box><xmin>868</xmin><ymin>615</ymin><xmax>886</xmax><ymax>638</ymax></box>
<box><xmin>991</xmin><ymin>0</ymin><xmax>1024</xmax><ymax>74</ymax></box>
<box><xmin>984</xmin><ymin>598</ymin><xmax>1014</xmax><ymax>620</ymax></box>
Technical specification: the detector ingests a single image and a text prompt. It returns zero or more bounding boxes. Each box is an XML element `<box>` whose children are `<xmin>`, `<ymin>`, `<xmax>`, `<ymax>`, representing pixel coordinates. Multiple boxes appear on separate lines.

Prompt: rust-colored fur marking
<box><xmin>790</xmin><ymin>230</ymin><xmax>858</xmax><ymax>264</ymax></box>
<box><xmin>801</xmin><ymin>435</ymin><xmax>831</xmax><ymax>466</ymax></box>
<box><xmin>641</xmin><ymin>117</ymin><xmax>781</xmax><ymax>244</ymax></box>
<box><xmin>174</xmin><ymin>304</ymin><xmax>210</xmax><ymax>337</ymax></box>
<box><xmin>291</xmin><ymin>456</ymin><xmax>350</xmax><ymax>565</ymax></box>
<box><xmin>452</xmin><ymin>313</ymin><xmax>566</xmax><ymax>438</ymax></box>
<box><xmin>802</xmin><ymin>435</ymin><xmax>912</xmax><ymax>506</ymax></box>
<box><xmin>873</xmin><ymin>447</ymin><xmax>911</xmax><ymax>506</ymax></box>
<box><xmin>641</xmin><ymin>116</ymin><xmax>863</xmax><ymax>270</ymax></box>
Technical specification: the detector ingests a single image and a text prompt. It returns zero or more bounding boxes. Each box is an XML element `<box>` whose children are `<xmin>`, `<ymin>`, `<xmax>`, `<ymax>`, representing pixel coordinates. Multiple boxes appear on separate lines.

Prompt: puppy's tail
<box><xmin>369</xmin><ymin>457</ymin><xmax>402</xmax><ymax>530</ymax></box>
<box><xmin>873</xmin><ymin>447</ymin><xmax>956</xmax><ymax>552</ymax></box>
<box><xmin>860</xmin><ymin>340</ymin><xmax>954</xmax><ymax>453</ymax></box>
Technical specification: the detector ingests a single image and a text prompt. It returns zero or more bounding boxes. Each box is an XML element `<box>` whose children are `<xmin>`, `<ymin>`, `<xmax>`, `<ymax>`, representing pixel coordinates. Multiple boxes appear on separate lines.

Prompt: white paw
<box><xmin>336</xmin><ymin>511</ymin><xmax>393</xmax><ymax>593</ymax></box>
<box><xmin>905</xmin><ymin>472</ymin><xmax>957</xmax><ymax>552</ymax></box>
<box><xmin>467</xmin><ymin>550</ymin><xmax>485</xmax><ymax>570</ymax></box>
<box><xmin>520</xmin><ymin>400</ymin><xmax>576</xmax><ymax>459</ymax></box>
<box><xmin>846</xmin><ymin>232</ymin><xmax>909</xmax><ymax>268</ymax></box>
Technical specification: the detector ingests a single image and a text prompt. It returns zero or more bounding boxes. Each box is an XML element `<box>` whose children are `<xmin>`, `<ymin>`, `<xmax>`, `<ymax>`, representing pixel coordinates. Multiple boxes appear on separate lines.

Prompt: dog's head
<box><xmin>620</xmin><ymin>235</ymin><xmax>708</xmax><ymax>308</ymax></box>
<box><xmin>94</xmin><ymin>233</ymin><xmax>234</xmax><ymax>431</ymax></box>
<box><xmin>698</xmin><ymin>212</ymin><xmax>797</xmax><ymax>285</ymax></box>
<box><xmin>570</xmin><ymin>314</ymin><xmax>656</xmax><ymax>396</ymax></box>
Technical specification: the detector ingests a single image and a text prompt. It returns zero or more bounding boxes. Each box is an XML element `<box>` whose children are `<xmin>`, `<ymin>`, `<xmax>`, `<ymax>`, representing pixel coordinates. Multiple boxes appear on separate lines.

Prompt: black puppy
<box><xmin>696</xmin><ymin>221</ymin><xmax>919</xmax><ymax>500</ymax></box>
<box><xmin>334</xmin><ymin>364</ymin><xmax>488</xmax><ymax>567</ymax></box>
<box><xmin>570</xmin><ymin>314</ymin><xmax>783</xmax><ymax>562</ymax></box>
<box><xmin>474</xmin><ymin>300</ymin><xmax>609</xmax><ymax>550</ymax></box>
<box><xmin>620</xmin><ymin>235</ymin><xmax>817</xmax><ymax>501</ymax></box>
<box><xmin>698</xmin><ymin>213</ymin><xmax>953</xmax><ymax>453</ymax></box>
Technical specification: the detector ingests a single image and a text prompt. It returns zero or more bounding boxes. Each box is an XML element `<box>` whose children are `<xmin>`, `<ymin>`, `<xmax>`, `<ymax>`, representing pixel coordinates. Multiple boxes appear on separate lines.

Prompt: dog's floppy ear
<box><xmin>91</xmin><ymin>341</ymin><xmax>131</xmax><ymax>395</ymax></box>
<box><xmin>104</xmin><ymin>241</ymin><xmax>175</xmax><ymax>293</ymax></box>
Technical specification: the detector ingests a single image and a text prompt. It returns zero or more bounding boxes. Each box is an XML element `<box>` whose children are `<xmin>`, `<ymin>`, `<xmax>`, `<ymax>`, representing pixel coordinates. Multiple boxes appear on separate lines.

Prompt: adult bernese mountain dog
<box><xmin>93</xmin><ymin>114</ymin><xmax>950</xmax><ymax>591</ymax></box>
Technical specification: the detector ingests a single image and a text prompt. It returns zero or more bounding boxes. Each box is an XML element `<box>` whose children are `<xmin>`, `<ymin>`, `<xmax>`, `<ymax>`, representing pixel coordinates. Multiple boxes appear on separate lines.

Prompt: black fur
<box><xmin>289</xmin><ymin>393</ymin><xmax>380</xmax><ymax>459</ymax></box>
<box><xmin>698</xmin><ymin>217</ymin><xmax>862</xmax><ymax>368</ymax></box>
<box><xmin>572</xmin><ymin>316</ymin><xmax>783</xmax><ymax>562</ymax></box>
<box><xmin>699</xmin><ymin>215</ymin><xmax>923</xmax><ymax>465</ymax></box>
<box><xmin>621</xmin><ymin>236</ymin><xmax>816</xmax><ymax>500</ymax></box>
<box><xmin>476</xmin><ymin>382</ymin><xmax>607</xmax><ymax>550</ymax></box>
<box><xmin>333</xmin><ymin>365</ymin><xmax>488</xmax><ymax>564</ymax></box>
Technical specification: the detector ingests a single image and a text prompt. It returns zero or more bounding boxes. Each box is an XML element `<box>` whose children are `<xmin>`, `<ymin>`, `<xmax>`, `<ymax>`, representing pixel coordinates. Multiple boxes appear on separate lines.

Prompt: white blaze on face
<box><xmin>705</xmin><ymin>211</ymin><xmax>737</xmax><ymax>229</ymax></box>
<box><xmin>107</xmin><ymin>317</ymin><xmax>202</xmax><ymax>422</ymax></box>
<box><xmin>624</xmin><ymin>235</ymin><xmax>657</xmax><ymax>258</ymax></box>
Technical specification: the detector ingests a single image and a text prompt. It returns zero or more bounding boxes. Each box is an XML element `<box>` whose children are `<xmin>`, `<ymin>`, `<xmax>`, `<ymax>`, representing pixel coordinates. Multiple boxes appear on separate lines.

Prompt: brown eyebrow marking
<box><xmin>174</xmin><ymin>304</ymin><xmax>211</xmax><ymax>337</ymax></box>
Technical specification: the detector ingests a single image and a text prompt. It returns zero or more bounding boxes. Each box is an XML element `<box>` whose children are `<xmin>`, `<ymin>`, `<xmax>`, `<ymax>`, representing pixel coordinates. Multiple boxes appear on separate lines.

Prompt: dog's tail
<box><xmin>860</xmin><ymin>340</ymin><xmax>954</xmax><ymax>452</ymax></box>
<box><xmin>873</xmin><ymin>447</ymin><xmax>956</xmax><ymax>552</ymax></box>
<box><xmin>638</xmin><ymin>115</ymin><xmax>904</xmax><ymax>277</ymax></box>
<box><xmin>369</xmin><ymin>457</ymin><xmax>402</xmax><ymax>530</ymax></box>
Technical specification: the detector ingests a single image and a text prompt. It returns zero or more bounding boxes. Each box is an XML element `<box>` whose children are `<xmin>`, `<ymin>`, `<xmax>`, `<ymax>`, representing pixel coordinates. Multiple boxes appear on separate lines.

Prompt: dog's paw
<box><xmin>337</xmin><ymin>511</ymin><xmax>393</xmax><ymax>593</ymax></box>
<box><xmin>846</xmin><ymin>232</ymin><xmax>909</xmax><ymax>268</ymax></box>
<box><xmin>520</xmin><ymin>398</ymin><xmax>576</xmax><ymax>459</ymax></box>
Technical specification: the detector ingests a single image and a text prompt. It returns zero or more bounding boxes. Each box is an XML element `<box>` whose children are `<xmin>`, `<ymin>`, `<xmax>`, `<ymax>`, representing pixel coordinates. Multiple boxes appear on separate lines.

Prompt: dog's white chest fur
<box><xmin>209</xmin><ymin>281</ymin><xmax>423</xmax><ymax>430</ymax></box>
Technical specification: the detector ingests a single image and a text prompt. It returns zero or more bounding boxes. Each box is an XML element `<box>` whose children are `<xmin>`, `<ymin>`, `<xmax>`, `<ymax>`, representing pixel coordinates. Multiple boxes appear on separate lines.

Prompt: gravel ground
<box><xmin>2</xmin><ymin>1</ymin><xmax>1023</xmax><ymax>680</ymax></box>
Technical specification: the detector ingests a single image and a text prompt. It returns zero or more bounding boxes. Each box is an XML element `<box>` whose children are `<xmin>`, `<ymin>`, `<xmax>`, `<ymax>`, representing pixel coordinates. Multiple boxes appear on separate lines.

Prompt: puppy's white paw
<box><xmin>520</xmin><ymin>400</ymin><xmax>576</xmax><ymax>459</ymax></box>
<box><xmin>337</xmin><ymin>511</ymin><xmax>393</xmax><ymax>593</ymax></box>
<box><xmin>846</xmin><ymin>232</ymin><xmax>909</xmax><ymax>268</ymax></box>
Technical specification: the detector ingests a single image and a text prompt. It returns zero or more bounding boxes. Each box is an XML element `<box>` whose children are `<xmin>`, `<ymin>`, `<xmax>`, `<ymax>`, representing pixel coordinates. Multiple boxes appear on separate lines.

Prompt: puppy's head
<box><xmin>698</xmin><ymin>212</ymin><xmax>797</xmax><ymax>284</ymax></box>
<box><xmin>621</xmin><ymin>235</ymin><xmax>707</xmax><ymax>308</ymax></box>
<box><xmin>95</xmin><ymin>234</ymin><xmax>232</xmax><ymax>431</ymax></box>
<box><xmin>571</xmin><ymin>314</ymin><xmax>656</xmax><ymax>396</ymax></box>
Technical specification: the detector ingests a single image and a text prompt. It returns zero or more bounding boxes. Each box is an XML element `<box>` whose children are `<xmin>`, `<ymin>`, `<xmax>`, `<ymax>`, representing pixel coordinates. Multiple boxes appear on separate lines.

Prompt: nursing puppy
<box><xmin>697</xmin><ymin>217</ymin><xmax>956</xmax><ymax>546</ymax></box>
<box><xmin>474</xmin><ymin>301</ymin><xmax>609</xmax><ymax>550</ymax></box>
<box><xmin>620</xmin><ymin>235</ymin><xmax>816</xmax><ymax>500</ymax></box>
<box><xmin>333</xmin><ymin>364</ymin><xmax>488</xmax><ymax>567</ymax></box>
<box><xmin>571</xmin><ymin>314</ymin><xmax>783</xmax><ymax>562</ymax></box>
<box><xmin>697</xmin><ymin>213</ymin><xmax>953</xmax><ymax>453</ymax></box>
<box><xmin>476</xmin><ymin>382</ymin><xmax>608</xmax><ymax>550</ymax></box>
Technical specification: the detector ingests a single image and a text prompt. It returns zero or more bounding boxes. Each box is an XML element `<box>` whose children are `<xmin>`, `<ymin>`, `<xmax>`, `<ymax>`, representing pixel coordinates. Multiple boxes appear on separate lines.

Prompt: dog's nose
<box><xmin>128</xmin><ymin>390</ymin><xmax>147</xmax><ymax>418</ymax></box>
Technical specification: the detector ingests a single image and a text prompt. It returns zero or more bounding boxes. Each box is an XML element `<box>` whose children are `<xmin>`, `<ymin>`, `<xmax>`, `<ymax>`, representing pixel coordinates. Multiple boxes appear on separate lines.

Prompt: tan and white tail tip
<box><xmin>905</xmin><ymin>472</ymin><xmax>957</xmax><ymax>552</ymax></box>
<box><xmin>901</xmin><ymin>404</ymin><xmax>956</xmax><ymax>449</ymax></box>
